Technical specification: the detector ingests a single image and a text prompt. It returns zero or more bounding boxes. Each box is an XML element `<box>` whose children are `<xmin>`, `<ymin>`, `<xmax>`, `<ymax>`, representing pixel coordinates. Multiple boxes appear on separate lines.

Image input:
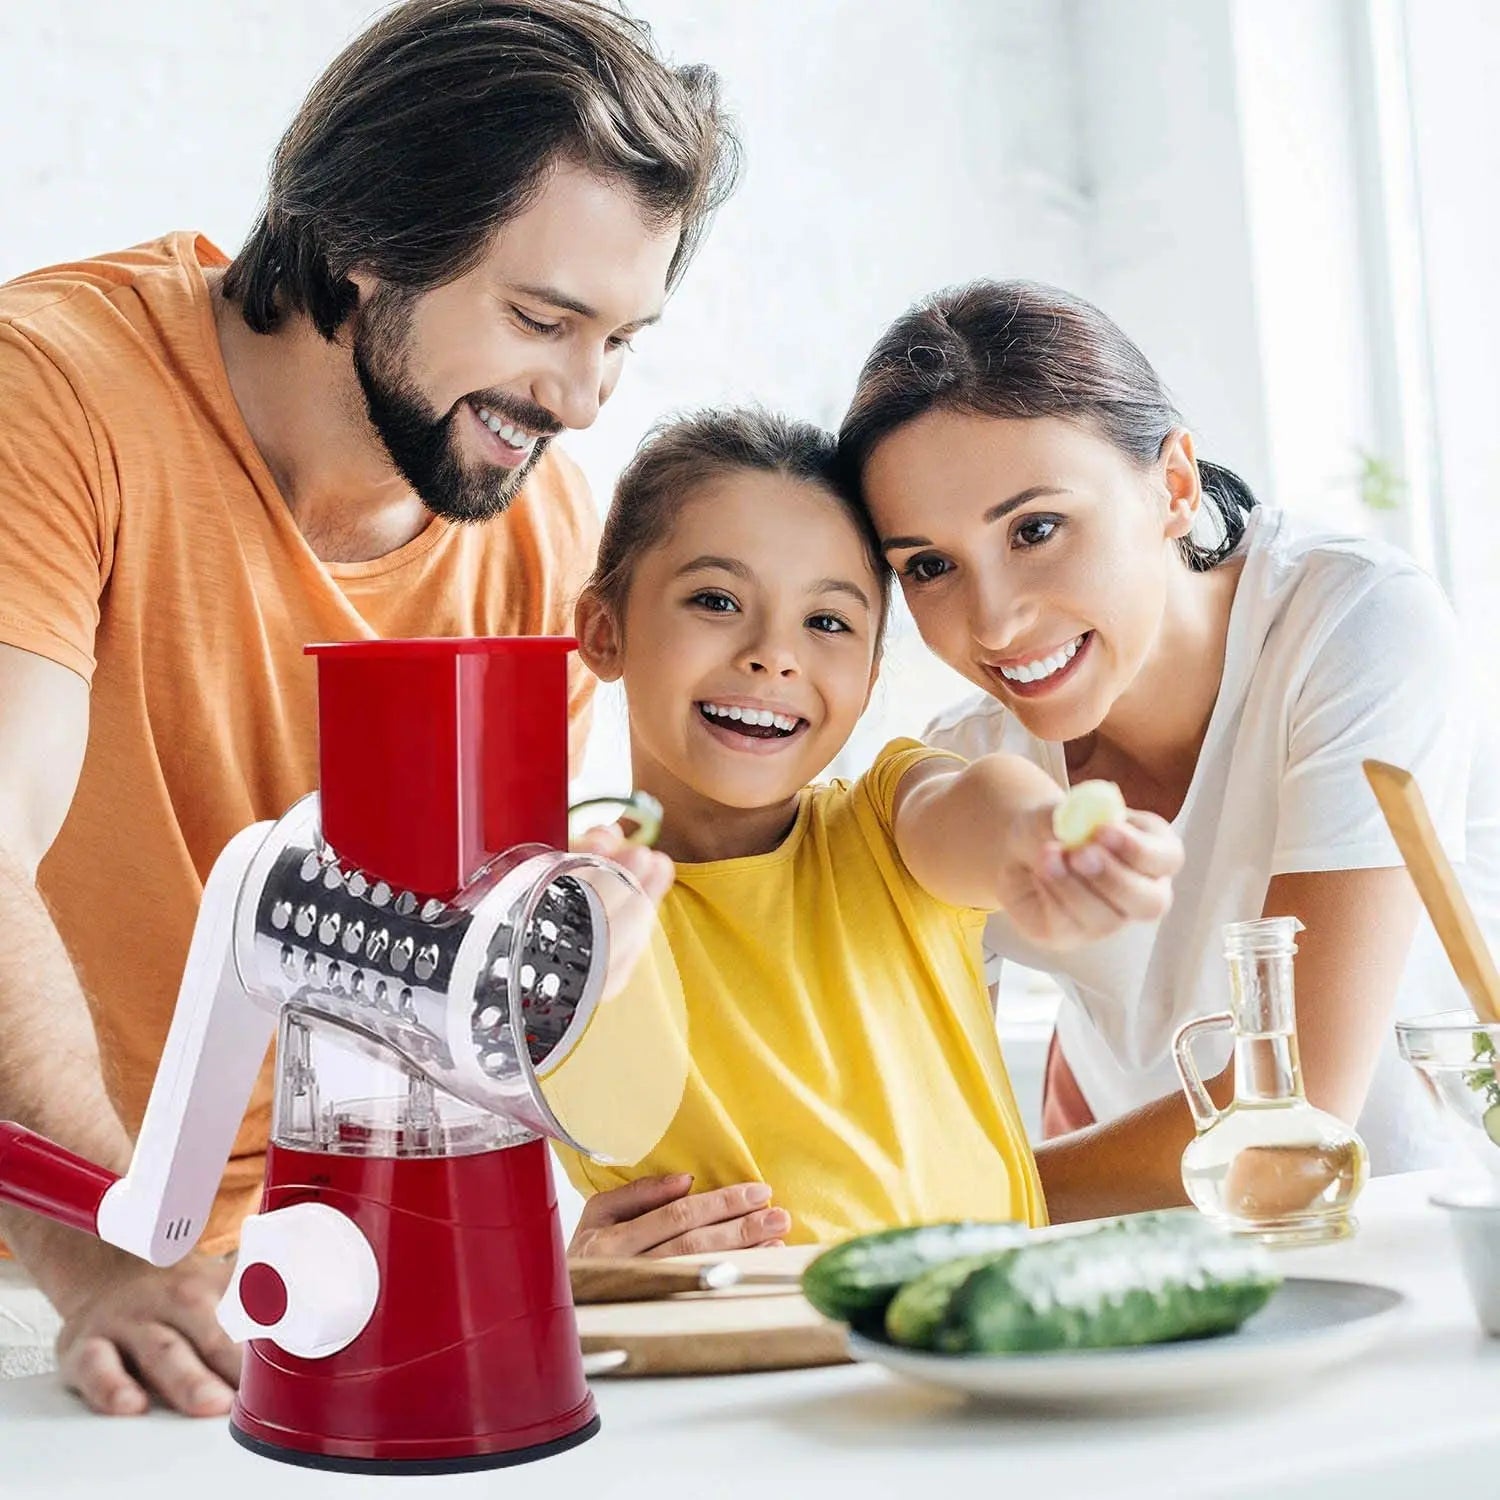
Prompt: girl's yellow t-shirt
<box><xmin>556</xmin><ymin>739</ymin><xmax>1047</xmax><ymax>1242</ymax></box>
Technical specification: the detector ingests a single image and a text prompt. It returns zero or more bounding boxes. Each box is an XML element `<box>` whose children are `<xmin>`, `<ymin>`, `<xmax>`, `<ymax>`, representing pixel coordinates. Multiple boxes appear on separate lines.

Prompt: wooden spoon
<box><xmin>1363</xmin><ymin>759</ymin><xmax>1500</xmax><ymax>1023</ymax></box>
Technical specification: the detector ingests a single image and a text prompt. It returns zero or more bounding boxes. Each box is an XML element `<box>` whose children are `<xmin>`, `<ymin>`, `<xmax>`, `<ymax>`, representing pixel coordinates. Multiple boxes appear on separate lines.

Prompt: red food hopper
<box><xmin>0</xmin><ymin>637</ymin><xmax>685</xmax><ymax>1473</ymax></box>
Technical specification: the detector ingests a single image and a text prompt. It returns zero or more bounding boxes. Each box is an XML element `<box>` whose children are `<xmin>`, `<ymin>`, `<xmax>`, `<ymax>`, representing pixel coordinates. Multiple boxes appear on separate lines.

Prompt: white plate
<box><xmin>846</xmin><ymin>1277</ymin><xmax>1406</xmax><ymax>1409</ymax></box>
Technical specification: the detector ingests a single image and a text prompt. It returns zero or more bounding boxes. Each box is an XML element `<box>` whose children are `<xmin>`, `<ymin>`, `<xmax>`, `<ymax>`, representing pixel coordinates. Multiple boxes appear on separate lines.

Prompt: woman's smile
<box><xmin>984</xmin><ymin>630</ymin><xmax>1094</xmax><ymax>699</ymax></box>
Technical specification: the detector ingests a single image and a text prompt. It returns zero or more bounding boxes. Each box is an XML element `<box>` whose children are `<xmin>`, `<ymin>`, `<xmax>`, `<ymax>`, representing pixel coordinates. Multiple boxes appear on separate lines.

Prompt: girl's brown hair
<box><xmin>839</xmin><ymin>280</ymin><xmax>1257</xmax><ymax>571</ymax></box>
<box><xmin>223</xmin><ymin>0</ymin><xmax>740</xmax><ymax>338</ymax></box>
<box><xmin>588</xmin><ymin>407</ymin><xmax>890</xmax><ymax>638</ymax></box>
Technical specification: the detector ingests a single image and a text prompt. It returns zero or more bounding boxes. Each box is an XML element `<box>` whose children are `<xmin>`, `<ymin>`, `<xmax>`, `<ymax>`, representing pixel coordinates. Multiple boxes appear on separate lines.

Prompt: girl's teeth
<box><xmin>1001</xmin><ymin>635</ymin><xmax>1082</xmax><ymax>683</ymax></box>
<box><xmin>700</xmin><ymin>703</ymin><xmax>800</xmax><ymax>732</ymax></box>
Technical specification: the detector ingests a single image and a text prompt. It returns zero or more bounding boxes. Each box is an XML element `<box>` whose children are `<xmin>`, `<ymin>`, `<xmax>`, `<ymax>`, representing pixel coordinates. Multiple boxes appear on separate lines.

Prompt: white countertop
<box><xmin>2</xmin><ymin>1171</ymin><xmax>1496</xmax><ymax>1500</ymax></box>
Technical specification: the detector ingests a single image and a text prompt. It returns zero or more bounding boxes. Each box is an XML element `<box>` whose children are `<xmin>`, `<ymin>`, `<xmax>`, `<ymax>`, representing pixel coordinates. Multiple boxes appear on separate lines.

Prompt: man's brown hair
<box><xmin>223</xmin><ymin>0</ymin><xmax>740</xmax><ymax>337</ymax></box>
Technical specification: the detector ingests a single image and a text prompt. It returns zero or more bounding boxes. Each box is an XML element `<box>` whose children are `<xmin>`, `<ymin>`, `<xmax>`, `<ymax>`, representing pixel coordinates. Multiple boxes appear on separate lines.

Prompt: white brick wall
<box><xmin>0</xmin><ymin>3</ymin><xmax>384</xmax><ymax>278</ymax></box>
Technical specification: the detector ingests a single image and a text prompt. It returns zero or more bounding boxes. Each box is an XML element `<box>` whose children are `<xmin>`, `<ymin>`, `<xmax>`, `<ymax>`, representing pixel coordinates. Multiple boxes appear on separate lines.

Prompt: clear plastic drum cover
<box><xmin>271</xmin><ymin>1009</ymin><xmax>523</xmax><ymax>1157</ymax></box>
<box><xmin>471</xmin><ymin>854</ymin><xmax>688</xmax><ymax>1164</ymax></box>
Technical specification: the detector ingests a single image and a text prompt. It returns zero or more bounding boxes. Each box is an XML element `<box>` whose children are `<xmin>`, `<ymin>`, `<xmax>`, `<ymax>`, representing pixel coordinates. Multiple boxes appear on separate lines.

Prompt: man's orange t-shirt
<box><xmin>0</xmin><ymin>233</ymin><xmax>600</xmax><ymax>1252</ymax></box>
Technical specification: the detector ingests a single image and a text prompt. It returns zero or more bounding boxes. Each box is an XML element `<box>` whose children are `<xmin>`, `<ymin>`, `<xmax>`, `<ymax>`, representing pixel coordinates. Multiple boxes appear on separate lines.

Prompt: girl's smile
<box><xmin>695</xmin><ymin>696</ymin><xmax>811</xmax><ymax>753</ymax></box>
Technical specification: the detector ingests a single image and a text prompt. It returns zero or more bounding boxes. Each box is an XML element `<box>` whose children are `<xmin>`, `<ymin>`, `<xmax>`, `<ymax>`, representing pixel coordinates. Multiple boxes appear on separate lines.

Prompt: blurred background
<box><xmin>5</xmin><ymin>0</ymin><xmax>1496</xmax><ymax>1131</ymax></box>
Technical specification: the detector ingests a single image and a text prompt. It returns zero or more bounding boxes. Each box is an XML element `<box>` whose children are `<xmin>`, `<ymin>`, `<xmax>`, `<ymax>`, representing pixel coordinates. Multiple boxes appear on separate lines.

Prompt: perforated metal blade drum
<box><xmin>235</xmin><ymin>795</ymin><xmax>687</xmax><ymax>1163</ymax></box>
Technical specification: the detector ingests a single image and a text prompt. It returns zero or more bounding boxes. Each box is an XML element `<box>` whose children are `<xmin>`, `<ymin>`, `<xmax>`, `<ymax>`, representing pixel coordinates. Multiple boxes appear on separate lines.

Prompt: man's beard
<box><xmin>351</xmin><ymin>286</ymin><xmax>557</xmax><ymax>524</ymax></box>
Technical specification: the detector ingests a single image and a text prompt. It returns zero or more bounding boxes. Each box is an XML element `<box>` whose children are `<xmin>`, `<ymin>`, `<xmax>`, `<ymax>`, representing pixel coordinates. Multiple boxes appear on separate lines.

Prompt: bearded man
<box><xmin>0</xmin><ymin>0</ymin><xmax>736</xmax><ymax>1419</ymax></box>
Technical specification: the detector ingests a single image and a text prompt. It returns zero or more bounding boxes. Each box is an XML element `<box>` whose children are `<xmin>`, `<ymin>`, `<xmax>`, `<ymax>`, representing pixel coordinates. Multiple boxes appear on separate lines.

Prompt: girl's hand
<box><xmin>570</xmin><ymin>823</ymin><xmax>677</xmax><ymax>1001</ymax></box>
<box><xmin>571</xmin><ymin>822</ymin><xmax>675</xmax><ymax>905</ymax></box>
<box><xmin>999</xmin><ymin>808</ymin><xmax>1182</xmax><ymax>949</ymax></box>
<box><xmin>569</xmin><ymin>1174</ymin><xmax>792</xmax><ymax>1258</ymax></box>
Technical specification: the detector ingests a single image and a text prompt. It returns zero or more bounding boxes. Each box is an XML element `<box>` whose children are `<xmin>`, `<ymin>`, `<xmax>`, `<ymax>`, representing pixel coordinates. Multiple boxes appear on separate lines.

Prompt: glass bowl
<box><xmin>1394</xmin><ymin>1010</ymin><xmax>1500</xmax><ymax>1166</ymax></box>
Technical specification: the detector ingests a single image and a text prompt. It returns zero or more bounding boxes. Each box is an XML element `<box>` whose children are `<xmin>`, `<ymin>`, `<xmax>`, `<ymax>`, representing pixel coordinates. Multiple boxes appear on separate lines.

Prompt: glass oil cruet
<box><xmin>1174</xmin><ymin>917</ymin><xmax>1369</xmax><ymax>1245</ymax></box>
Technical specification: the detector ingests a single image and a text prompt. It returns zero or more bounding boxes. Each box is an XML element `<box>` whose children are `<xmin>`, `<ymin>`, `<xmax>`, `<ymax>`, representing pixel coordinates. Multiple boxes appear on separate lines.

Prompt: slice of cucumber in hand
<box><xmin>567</xmin><ymin>792</ymin><xmax>664</xmax><ymax>849</ymax></box>
<box><xmin>1052</xmin><ymin>779</ymin><xmax>1127</xmax><ymax>850</ymax></box>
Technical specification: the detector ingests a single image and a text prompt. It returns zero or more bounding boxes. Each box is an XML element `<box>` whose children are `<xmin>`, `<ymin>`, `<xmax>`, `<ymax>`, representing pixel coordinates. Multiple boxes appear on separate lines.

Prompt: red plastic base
<box><xmin>230</xmin><ymin>1136</ymin><xmax>596</xmax><ymax>1468</ymax></box>
<box><xmin>229</xmin><ymin>1411</ymin><xmax>600</xmax><ymax>1475</ymax></box>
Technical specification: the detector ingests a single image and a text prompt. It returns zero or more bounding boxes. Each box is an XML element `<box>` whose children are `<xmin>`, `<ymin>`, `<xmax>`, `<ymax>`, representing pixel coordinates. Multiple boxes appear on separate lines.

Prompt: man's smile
<box><xmin>465</xmin><ymin>400</ymin><xmax>541</xmax><ymax>469</ymax></box>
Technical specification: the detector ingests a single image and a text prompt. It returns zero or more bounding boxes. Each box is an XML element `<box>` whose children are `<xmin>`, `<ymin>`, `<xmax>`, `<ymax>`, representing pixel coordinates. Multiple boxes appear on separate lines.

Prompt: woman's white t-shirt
<box><xmin>926</xmin><ymin>506</ymin><xmax>1500</xmax><ymax>1172</ymax></box>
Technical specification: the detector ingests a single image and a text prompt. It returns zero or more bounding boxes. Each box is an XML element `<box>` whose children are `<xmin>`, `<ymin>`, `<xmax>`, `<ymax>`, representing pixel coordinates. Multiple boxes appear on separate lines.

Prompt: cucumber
<box><xmin>883</xmin><ymin>1222</ymin><xmax>1110</xmax><ymax>1347</ymax></box>
<box><xmin>800</xmin><ymin>1221</ymin><xmax>1031</xmax><ymax>1330</ymax></box>
<box><xmin>933</xmin><ymin>1210</ymin><xmax>1280</xmax><ymax>1354</ymax></box>
<box><xmin>884</xmin><ymin>1254</ymin><xmax>1004</xmax><ymax>1349</ymax></box>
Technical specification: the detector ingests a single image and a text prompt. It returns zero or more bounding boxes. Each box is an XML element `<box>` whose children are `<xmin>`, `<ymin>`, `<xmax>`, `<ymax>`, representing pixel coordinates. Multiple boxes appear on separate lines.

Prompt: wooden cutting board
<box><xmin>575</xmin><ymin>1244</ymin><xmax>850</xmax><ymax>1377</ymax></box>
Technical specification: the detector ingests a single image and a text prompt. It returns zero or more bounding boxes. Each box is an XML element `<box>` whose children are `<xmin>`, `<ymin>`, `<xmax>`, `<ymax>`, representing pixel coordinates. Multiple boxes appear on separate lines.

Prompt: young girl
<box><xmin>559</xmin><ymin>408</ymin><xmax>1182</xmax><ymax>1254</ymax></box>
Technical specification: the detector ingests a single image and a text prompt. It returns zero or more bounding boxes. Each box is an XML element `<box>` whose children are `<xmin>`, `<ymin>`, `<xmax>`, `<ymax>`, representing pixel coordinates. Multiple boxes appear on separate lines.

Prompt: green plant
<box><xmin>1353</xmin><ymin>450</ymin><xmax>1405</xmax><ymax>513</ymax></box>
<box><xmin>1463</xmin><ymin>1032</ymin><xmax>1500</xmax><ymax>1145</ymax></box>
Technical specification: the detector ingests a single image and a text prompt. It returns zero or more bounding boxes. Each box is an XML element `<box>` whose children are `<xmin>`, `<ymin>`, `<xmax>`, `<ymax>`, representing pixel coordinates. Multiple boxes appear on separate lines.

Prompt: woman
<box><xmin>838</xmin><ymin>279</ymin><xmax>1500</xmax><ymax>1221</ymax></box>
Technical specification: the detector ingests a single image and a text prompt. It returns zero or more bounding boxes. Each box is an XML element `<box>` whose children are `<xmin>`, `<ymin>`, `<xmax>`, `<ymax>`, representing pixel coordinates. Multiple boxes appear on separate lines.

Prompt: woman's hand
<box><xmin>896</xmin><ymin>755</ymin><xmax>1182</xmax><ymax>946</ymax></box>
<box><xmin>569</xmin><ymin>1174</ymin><xmax>791</xmax><ymax>1258</ymax></box>
<box><xmin>1000</xmin><ymin>807</ymin><xmax>1182</xmax><ymax>949</ymax></box>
